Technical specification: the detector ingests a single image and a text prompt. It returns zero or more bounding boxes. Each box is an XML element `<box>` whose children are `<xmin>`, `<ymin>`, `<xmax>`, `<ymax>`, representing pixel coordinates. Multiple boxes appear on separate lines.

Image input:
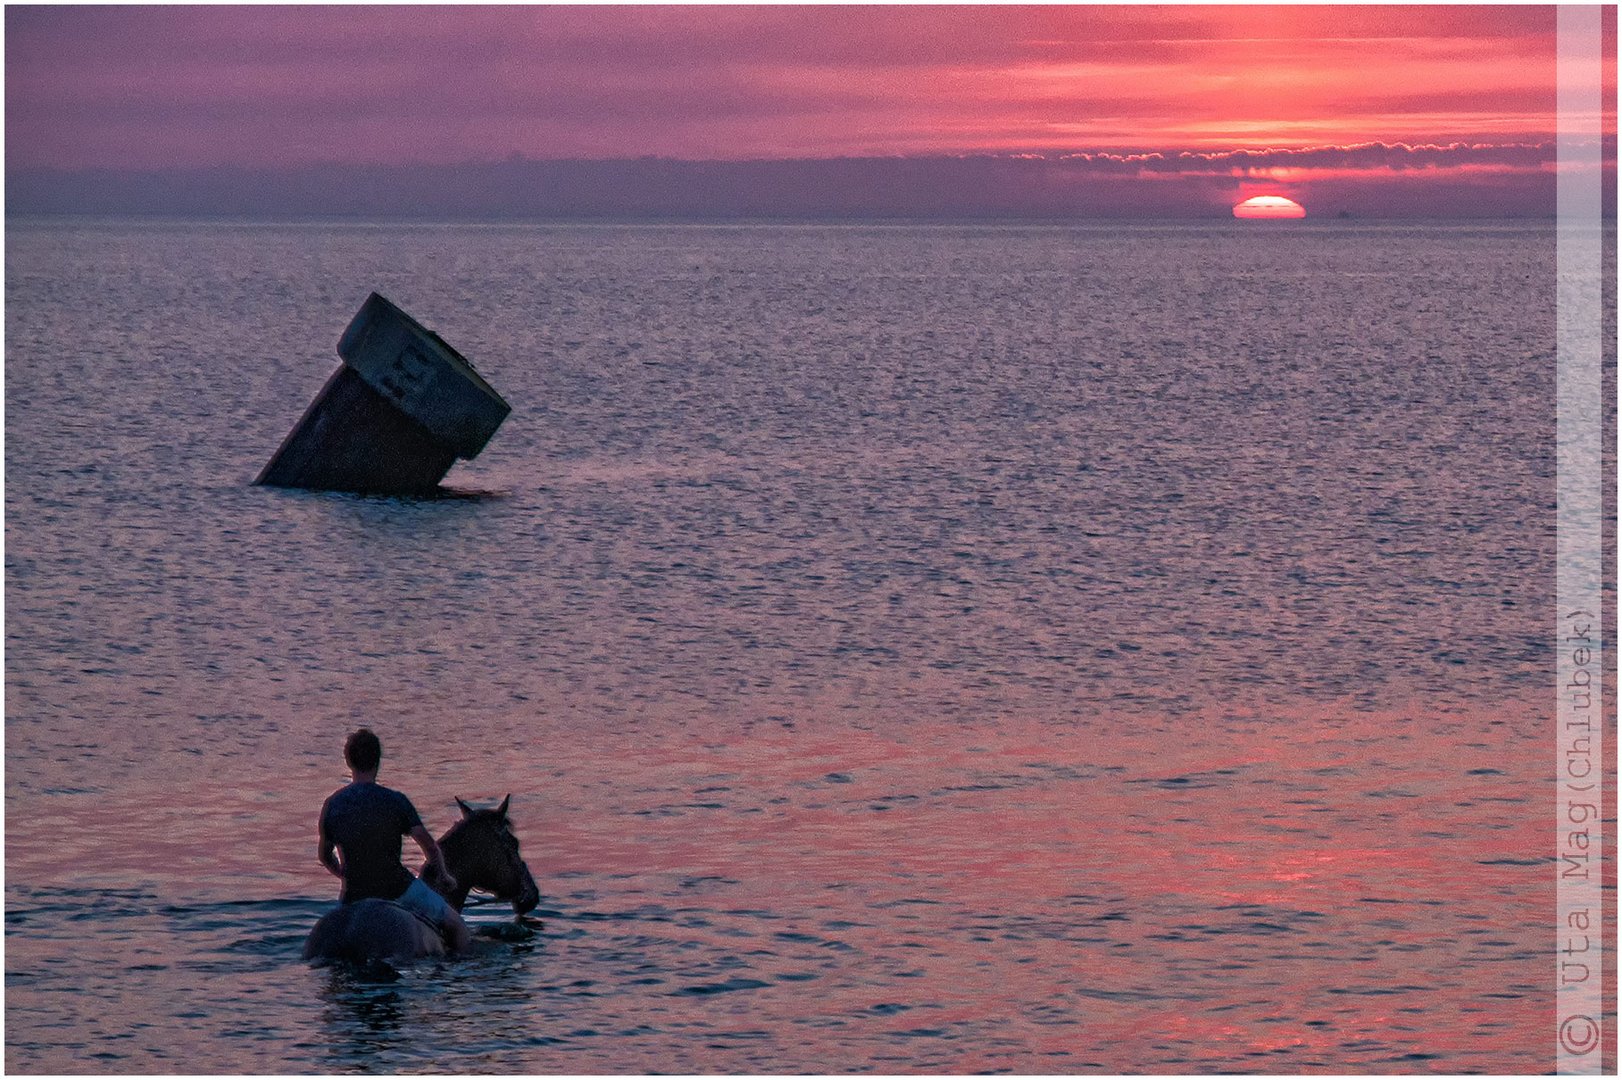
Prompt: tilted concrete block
<box><xmin>256</xmin><ymin>293</ymin><xmax>512</xmax><ymax>494</ymax></box>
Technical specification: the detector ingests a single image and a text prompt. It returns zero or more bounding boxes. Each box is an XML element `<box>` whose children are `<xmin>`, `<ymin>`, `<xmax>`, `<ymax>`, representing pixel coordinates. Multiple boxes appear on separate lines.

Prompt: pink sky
<box><xmin>6</xmin><ymin>5</ymin><xmax>1570</xmax><ymax>169</ymax></box>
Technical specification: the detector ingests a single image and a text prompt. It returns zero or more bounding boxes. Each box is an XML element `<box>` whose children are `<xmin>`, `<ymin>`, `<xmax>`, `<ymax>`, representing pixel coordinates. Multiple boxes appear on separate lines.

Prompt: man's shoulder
<box><xmin>368</xmin><ymin>783</ymin><xmax>423</xmax><ymax>820</ymax></box>
<box><xmin>323</xmin><ymin>781</ymin><xmax>421</xmax><ymax>826</ymax></box>
<box><xmin>373</xmin><ymin>783</ymin><xmax>414</xmax><ymax>805</ymax></box>
<box><xmin>321</xmin><ymin>783</ymin><xmax>355</xmax><ymax>817</ymax></box>
<box><xmin>323</xmin><ymin>782</ymin><xmax>395</xmax><ymax>812</ymax></box>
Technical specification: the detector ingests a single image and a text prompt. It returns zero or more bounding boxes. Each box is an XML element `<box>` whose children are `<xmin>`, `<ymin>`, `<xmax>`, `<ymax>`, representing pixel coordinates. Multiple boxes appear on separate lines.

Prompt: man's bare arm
<box><xmin>318</xmin><ymin>819</ymin><xmax>342</xmax><ymax>879</ymax></box>
<box><xmin>411</xmin><ymin>825</ymin><xmax>456</xmax><ymax>890</ymax></box>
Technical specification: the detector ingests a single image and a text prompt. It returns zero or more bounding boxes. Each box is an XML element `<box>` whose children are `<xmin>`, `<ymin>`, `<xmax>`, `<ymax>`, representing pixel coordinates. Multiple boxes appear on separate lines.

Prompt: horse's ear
<box><xmin>456</xmin><ymin>797</ymin><xmax>474</xmax><ymax>819</ymax></box>
<box><xmin>496</xmin><ymin>794</ymin><xmax>511</xmax><ymax>819</ymax></box>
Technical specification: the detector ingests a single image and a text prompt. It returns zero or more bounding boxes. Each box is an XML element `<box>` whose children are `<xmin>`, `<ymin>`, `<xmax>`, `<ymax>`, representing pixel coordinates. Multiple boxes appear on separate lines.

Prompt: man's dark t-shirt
<box><xmin>321</xmin><ymin>782</ymin><xmax>424</xmax><ymax>902</ymax></box>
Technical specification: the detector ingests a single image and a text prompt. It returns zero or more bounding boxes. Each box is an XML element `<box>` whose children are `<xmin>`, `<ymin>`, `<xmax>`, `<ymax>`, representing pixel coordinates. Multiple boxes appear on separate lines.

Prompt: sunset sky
<box><xmin>4</xmin><ymin>5</ymin><xmax>1612</xmax><ymax>217</ymax></box>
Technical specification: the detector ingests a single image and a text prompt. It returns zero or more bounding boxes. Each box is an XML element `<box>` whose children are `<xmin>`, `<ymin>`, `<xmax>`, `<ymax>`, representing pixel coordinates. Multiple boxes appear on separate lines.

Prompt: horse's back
<box><xmin>303</xmin><ymin>899</ymin><xmax>446</xmax><ymax>965</ymax></box>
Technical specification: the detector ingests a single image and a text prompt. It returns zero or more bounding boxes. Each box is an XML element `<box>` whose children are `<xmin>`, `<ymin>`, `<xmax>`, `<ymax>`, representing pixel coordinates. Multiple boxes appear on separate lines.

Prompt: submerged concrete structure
<box><xmin>256</xmin><ymin>293</ymin><xmax>511</xmax><ymax>494</ymax></box>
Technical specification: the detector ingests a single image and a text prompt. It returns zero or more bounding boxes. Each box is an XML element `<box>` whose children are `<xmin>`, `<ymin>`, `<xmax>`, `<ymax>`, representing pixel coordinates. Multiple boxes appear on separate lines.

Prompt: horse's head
<box><xmin>438</xmin><ymin>794</ymin><xmax>540</xmax><ymax>916</ymax></box>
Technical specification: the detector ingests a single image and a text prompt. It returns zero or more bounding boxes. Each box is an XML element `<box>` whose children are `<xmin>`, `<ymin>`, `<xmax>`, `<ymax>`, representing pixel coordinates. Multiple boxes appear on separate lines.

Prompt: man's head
<box><xmin>344</xmin><ymin>728</ymin><xmax>382</xmax><ymax>775</ymax></box>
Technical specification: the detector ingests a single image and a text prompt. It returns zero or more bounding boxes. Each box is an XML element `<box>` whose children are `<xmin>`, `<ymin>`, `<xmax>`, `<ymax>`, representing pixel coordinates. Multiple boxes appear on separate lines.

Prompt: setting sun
<box><xmin>1233</xmin><ymin>196</ymin><xmax>1307</xmax><ymax>219</ymax></box>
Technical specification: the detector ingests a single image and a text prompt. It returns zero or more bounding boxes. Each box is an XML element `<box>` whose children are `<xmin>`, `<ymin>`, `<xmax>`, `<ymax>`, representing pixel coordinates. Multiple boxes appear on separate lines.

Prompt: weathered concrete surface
<box><xmin>257</xmin><ymin>293</ymin><xmax>511</xmax><ymax>494</ymax></box>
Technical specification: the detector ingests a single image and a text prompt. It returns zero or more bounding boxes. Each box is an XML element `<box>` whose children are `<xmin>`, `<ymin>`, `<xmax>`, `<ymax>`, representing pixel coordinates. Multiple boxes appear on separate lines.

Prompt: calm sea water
<box><xmin>1</xmin><ymin>218</ymin><xmax>1583</xmax><ymax>1072</ymax></box>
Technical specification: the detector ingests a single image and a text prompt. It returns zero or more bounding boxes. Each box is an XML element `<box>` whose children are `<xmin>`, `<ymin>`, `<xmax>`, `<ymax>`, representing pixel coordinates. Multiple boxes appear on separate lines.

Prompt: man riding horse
<box><xmin>316</xmin><ymin>728</ymin><xmax>472</xmax><ymax>953</ymax></box>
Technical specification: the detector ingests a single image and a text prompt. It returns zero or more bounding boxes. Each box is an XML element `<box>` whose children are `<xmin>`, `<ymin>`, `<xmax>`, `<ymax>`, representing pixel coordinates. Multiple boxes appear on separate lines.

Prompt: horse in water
<box><xmin>303</xmin><ymin>795</ymin><xmax>541</xmax><ymax>965</ymax></box>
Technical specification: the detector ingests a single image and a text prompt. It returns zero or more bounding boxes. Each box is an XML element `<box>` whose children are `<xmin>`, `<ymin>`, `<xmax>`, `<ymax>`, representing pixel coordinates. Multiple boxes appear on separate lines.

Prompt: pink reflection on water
<box><xmin>7</xmin><ymin>691</ymin><xmax>1563</xmax><ymax>1071</ymax></box>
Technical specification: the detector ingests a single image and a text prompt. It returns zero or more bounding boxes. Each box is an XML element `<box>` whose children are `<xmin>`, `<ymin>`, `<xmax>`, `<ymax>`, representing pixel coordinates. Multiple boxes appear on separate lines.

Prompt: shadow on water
<box><xmin>303</xmin><ymin>893</ymin><xmax>548</xmax><ymax>1070</ymax></box>
<box><xmin>251</xmin><ymin>484</ymin><xmax>509</xmax><ymax>503</ymax></box>
<box><xmin>318</xmin><ymin>970</ymin><xmax>408</xmax><ymax>1056</ymax></box>
<box><xmin>314</xmin><ymin>971</ymin><xmax>474</xmax><ymax>1071</ymax></box>
<box><xmin>313</xmin><ymin>936</ymin><xmax>545</xmax><ymax>1071</ymax></box>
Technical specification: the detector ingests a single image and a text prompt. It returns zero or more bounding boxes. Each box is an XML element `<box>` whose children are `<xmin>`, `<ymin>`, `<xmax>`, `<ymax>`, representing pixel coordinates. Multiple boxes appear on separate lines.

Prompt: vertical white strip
<box><xmin>1555</xmin><ymin>4</ymin><xmax>1604</xmax><ymax>1075</ymax></box>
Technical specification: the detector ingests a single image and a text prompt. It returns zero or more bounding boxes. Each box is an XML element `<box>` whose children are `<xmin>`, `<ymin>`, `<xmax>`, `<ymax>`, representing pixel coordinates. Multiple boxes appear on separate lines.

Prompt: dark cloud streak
<box><xmin>6</xmin><ymin>147</ymin><xmax>1574</xmax><ymax>221</ymax></box>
